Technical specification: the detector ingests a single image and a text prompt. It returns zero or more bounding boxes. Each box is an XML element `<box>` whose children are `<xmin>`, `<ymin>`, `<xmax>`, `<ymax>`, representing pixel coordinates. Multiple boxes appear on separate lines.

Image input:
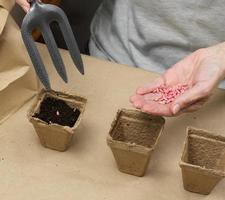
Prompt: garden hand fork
<box><xmin>21</xmin><ymin>0</ymin><xmax>84</xmax><ymax>89</ymax></box>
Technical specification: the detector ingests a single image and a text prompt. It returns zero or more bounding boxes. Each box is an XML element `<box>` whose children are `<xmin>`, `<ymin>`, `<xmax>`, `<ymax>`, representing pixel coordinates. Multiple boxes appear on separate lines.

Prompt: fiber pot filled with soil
<box><xmin>180</xmin><ymin>127</ymin><xmax>225</xmax><ymax>195</ymax></box>
<box><xmin>107</xmin><ymin>109</ymin><xmax>165</xmax><ymax>177</ymax></box>
<box><xmin>28</xmin><ymin>90</ymin><xmax>87</xmax><ymax>151</ymax></box>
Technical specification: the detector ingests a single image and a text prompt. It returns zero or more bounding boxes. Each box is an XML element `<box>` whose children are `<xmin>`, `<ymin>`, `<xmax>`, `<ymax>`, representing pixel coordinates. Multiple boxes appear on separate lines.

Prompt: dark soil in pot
<box><xmin>33</xmin><ymin>97</ymin><xmax>80</xmax><ymax>127</ymax></box>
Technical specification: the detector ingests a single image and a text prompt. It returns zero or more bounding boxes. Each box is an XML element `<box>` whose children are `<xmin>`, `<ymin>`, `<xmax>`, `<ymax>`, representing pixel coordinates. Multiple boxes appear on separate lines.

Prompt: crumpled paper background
<box><xmin>0</xmin><ymin>0</ymin><xmax>38</xmax><ymax>123</ymax></box>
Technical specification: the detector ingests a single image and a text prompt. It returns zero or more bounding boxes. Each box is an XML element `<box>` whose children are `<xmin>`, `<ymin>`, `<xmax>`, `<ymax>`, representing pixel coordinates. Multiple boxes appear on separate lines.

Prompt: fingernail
<box><xmin>136</xmin><ymin>89</ymin><xmax>143</xmax><ymax>94</ymax></box>
<box><xmin>172</xmin><ymin>104</ymin><xmax>180</xmax><ymax>115</ymax></box>
<box><xmin>134</xmin><ymin>102</ymin><xmax>142</xmax><ymax>108</ymax></box>
<box><xmin>129</xmin><ymin>95</ymin><xmax>136</xmax><ymax>103</ymax></box>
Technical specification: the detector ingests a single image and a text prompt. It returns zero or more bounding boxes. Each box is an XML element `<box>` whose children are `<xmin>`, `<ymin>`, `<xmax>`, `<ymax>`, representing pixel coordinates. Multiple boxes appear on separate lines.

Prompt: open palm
<box><xmin>130</xmin><ymin>43</ymin><xmax>225</xmax><ymax>116</ymax></box>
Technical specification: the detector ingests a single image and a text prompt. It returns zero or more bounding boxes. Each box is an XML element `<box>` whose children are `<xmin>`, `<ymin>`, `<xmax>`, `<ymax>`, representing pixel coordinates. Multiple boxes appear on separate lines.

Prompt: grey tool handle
<box><xmin>21</xmin><ymin>0</ymin><xmax>84</xmax><ymax>89</ymax></box>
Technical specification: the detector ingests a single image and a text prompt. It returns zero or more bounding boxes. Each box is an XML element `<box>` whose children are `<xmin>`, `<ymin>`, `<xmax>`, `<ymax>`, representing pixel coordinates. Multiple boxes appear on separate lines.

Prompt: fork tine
<box><xmin>21</xmin><ymin>25</ymin><xmax>51</xmax><ymax>89</ymax></box>
<box><xmin>41</xmin><ymin>23</ymin><xmax>68</xmax><ymax>83</ymax></box>
<box><xmin>57</xmin><ymin>11</ymin><xmax>85</xmax><ymax>75</ymax></box>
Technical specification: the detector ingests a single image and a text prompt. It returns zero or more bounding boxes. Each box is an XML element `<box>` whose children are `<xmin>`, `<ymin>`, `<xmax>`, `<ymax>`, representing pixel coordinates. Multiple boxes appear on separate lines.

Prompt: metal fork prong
<box><xmin>21</xmin><ymin>26</ymin><xmax>51</xmax><ymax>89</ymax></box>
<box><xmin>57</xmin><ymin>11</ymin><xmax>85</xmax><ymax>75</ymax></box>
<box><xmin>41</xmin><ymin>23</ymin><xmax>68</xmax><ymax>83</ymax></box>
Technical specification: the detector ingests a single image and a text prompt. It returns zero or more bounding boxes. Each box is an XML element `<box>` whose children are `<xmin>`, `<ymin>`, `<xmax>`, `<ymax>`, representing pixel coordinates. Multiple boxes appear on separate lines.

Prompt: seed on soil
<box><xmin>33</xmin><ymin>97</ymin><xmax>81</xmax><ymax>127</ymax></box>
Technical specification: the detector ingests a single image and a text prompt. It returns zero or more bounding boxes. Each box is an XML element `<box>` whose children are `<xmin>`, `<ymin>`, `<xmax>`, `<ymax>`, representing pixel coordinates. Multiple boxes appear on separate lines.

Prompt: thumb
<box><xmin>16</xmin><ymin>0</ymin><xmax>30</xmax><ymax>12</ymax></box>
<box><xmin>171</xmin><ymin>84</ymin><xmax>209</xmax><ymax>115</ymax></box>
<box><xmin>22</xmin><ymin>5</ymin><xmax>30</xmax><ymax>12</ymax></box>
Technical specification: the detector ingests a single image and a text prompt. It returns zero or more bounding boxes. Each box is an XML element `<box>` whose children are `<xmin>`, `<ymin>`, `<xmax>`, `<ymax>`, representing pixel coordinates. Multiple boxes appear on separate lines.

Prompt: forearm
<box><xmin>219</xmin><ymin>42</ymin><xmax>225</xmax><ymax>80</ymax></box>
<box><xmin>211</xmin><ymin>42</ymin><xmax>225</xmax><ymax>80</ymax></box>
<box><xmin>199</xmin><ymin>42</ymin><xmax>225</xmax><ymax>83</ymax></box>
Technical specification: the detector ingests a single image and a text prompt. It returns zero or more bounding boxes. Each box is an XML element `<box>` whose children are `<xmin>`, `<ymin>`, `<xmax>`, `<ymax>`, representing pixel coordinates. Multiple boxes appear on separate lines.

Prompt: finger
<box><xmin>144</xmin><ymin>93</ymin><xmax>162</xmax><ymax>101</ymax></box>
<box><xmin>130</xmin><ymin>92</ymin><xmax>163</xmax><ymax>108</ymax></box>
<box><xmin>130</xmin><ymin>94</ymin><xmax>142</xmax><ymax>103</ymax></box>
<box><xmin>171</xmin><ymin>84</ymin><xmax>211</xmax><ymax>115</ymax></box>
<box><xmin>17</xmin><ymin>0</ymin><xmax>30</xmax><ymax>12</ymax></box>
<box><xmin>131</xmin><ymin>92</ymin><xmax>162</xmax><ymax>102</ymax></box>
<box><xmin>22</xmin><ymin>5</ymin><xmax>30</xmax><ymax>12</ymax></box>
<box><xmin>19</xmin><ymin>0</ymin><xmax>30</xmax><ymax>7</ymax></box>
<box><xmin>141</xmin><ymin>101</ymin><xmax>173</xmax><ymax>116</ymax></box>
<box><xmin>136</xmin><ymin>77</ymin><xmax>164</xmax><ymax>95</ymax></box>
<box><xmin>131</xmin><ymin>93</ymin><xmax>175</xmax><ymax>116</ymax></box>
<box><xmin>130</xmin><ymin>95</ymin><xmax>145</xmax><ymax>109</ymax></box>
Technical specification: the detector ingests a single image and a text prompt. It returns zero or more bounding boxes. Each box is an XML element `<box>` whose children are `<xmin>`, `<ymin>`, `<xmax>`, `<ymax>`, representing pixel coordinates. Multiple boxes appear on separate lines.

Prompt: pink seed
<box><xmin>150</xmin><ymin>84</ymin><xmax>189</xmax><ymax>104</ymax></box>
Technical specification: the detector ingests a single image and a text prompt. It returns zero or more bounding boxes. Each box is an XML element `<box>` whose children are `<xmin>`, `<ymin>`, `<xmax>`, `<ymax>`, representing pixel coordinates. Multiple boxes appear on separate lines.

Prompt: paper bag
<box><xmin>0</xmin><ymin>1</ymin><xmax>38</xmax><ymax>123</ymax></box>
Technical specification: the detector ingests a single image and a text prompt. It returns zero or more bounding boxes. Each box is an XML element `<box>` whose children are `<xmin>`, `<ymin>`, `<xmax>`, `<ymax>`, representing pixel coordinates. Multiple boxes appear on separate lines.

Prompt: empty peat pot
<box><xmin>28</xmin><ymin>89</ymin><xmax>87</xmax><ymax>151</ymax></box>
<box><xmin>180</xmin><ymin>127</ymin><xmax>225</xmax><ymax>195</ymax></box>
<box><xmin>107</xmin><ymin>109</ymin><xmax>165</xmax><ymax>177</ymax></box>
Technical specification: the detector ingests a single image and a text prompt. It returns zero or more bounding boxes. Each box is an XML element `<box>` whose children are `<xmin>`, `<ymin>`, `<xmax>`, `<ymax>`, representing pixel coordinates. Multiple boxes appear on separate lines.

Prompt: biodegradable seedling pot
<box><xmin>107</xmin><ymin>109</ymin><xmax>165</xmax><ymax>177</ymax></box>
<box><xmin>28</xmin><ymin>90</ymin><xmax>87</xmax><ymax>151</ymax></box>
<box><xmin>180</xmin><ymin>127</ymin><xmax>225</xmax><ymax>195</ymax></box>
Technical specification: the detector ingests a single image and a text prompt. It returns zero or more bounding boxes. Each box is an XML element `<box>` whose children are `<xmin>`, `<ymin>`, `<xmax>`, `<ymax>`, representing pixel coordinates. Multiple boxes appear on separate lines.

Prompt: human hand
<box><xmin>130</xmin><ymin>43</ymin><xmax>225</xmax><ymax>116</ymax></box>
<box><xmin>16</xmin><ymin>0</ymin><xmax>30</xmax><ymax>12</ymax></box>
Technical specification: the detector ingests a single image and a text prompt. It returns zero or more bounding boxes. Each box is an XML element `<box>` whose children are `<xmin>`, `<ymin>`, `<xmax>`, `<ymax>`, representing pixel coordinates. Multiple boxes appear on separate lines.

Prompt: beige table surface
<box><xmin>0</xmin><ymin>44</ymin><xmax>225</xmax><ymax>200</ymax></box>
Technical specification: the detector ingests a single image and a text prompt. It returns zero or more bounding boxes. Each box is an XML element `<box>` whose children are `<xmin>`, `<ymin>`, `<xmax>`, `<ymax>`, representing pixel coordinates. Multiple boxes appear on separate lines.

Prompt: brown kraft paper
<box><xmin>0</xmin><ymin>43</ymin><xmax>225</xmax><ymax>199</ymax></box>
<box><xmin>0</xmin><ymin>0</ymin><xmax>38</xmax><ymax>123</ymax></box>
